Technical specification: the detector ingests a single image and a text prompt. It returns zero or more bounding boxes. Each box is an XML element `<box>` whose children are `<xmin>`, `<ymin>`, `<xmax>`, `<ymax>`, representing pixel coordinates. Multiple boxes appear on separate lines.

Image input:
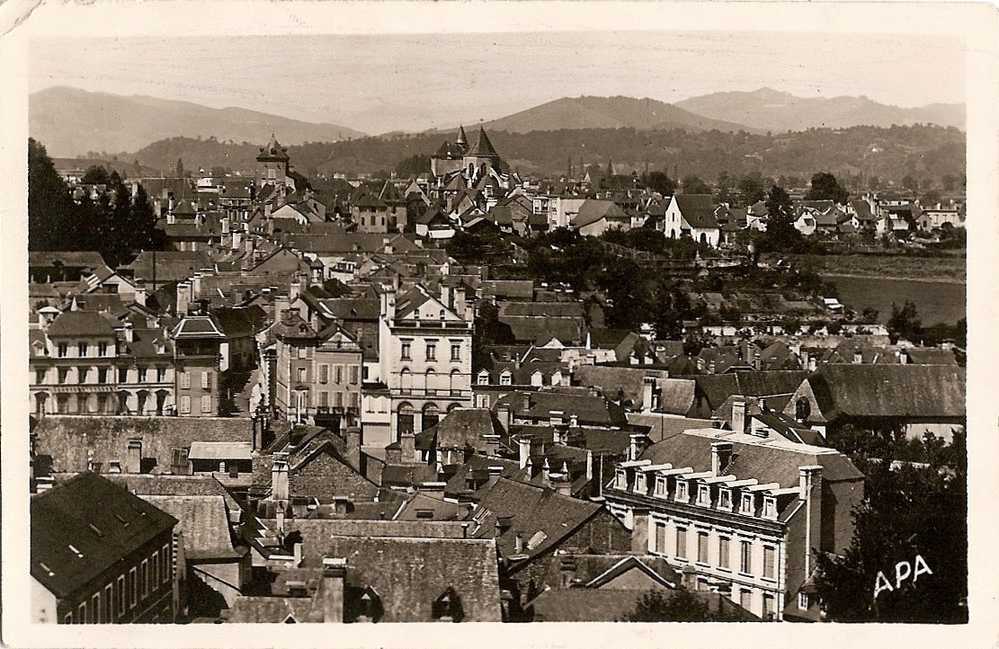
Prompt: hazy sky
<box><xmin>29</xmin><ymin>31</ymin><xmax>965</xmax><ymax>135</ymax></box>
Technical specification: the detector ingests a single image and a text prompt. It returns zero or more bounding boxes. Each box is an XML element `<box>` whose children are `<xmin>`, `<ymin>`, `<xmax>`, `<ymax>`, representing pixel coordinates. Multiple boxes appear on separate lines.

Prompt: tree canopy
<box><xmin>805</xmin><ymin>172</ymin><xmax>850</xmax><ymax>204</ymax></box>
<box><xmin>620</xmin><ymin>588</ymin><xmax>745</xmax><ymax>622</ymax></box>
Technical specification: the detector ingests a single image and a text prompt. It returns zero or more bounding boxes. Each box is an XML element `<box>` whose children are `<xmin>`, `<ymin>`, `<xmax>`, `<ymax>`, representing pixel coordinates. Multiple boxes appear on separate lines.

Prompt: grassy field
<box><xmin>781</xmin><ymin>253</ymin><xmax>966</xmax><ymax>283</ymax></box>
<box><xmin>829</xmin><ymin>276</ymin><xmax>966</xmax><ymax>325</ymax></box>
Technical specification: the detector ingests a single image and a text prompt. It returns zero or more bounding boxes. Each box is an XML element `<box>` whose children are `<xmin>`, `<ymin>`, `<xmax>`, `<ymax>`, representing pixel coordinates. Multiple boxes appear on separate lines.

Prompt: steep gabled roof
<box><xmin>46</xmin><ymin>310</ymin><xmax>116</xmax><ymax>337</ymax></box>
<box><xmin>808</xmin><ymin>364</ymin><xmax>965</xmax><ymax>420</ymax></box>
<box><xmin>672</xmin><ymin>194</ymin><xmax>718</xmax><ymax>229</ymax></box>
<box><xmin>469</xmin><ymin>127</ymin><xmax>500</xmax><ymax>159</ymax></box>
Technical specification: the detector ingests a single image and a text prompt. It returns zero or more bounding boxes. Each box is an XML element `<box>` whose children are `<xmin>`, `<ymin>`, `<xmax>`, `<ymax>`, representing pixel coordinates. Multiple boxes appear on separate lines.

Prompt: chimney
<box><xmin>290</xmin><ymin>277</ymin><xmax>302</xmax><ymax>304</ymax></box>
<box><xmin>553</xmin><ymin>472</ymin><xmax>572</xmax><ymax>497</ymax></box>
<box><xmin>440</xmin><ymin>283</ymin><xmax>453</xmax><ymax>310</ymax></box>
<box><xmin>497</xmin><ymin>404</ymin><xmax>512</xmax><ymax>432</ymax></box>
<box><xmin>272</xmin><ymin>452</ymin><xmax>290</xmax><ymax>501</ymax></box>
<box><xmin>496</xmin><ymin>515</ymin><xmax>513</xmax><ymax>535</ymax></box>
<box><xmin>518</xmin><ymin>437</ymin><xmax>531</xmax><ymax>469</ymax></box>
<box><xmin>711</xmin><ymin>441</ymin><xmax>733</xmax><ymax>476</ymax></box>
<box><xmin>176</xmin><ymin>282</ymin><xmax>192</xmax><ymax>316</ymax></box>
<box><xmin>274</xmin><ymin>294</ymin><xmax>291</xmax><ymax>321</ymax></box>
<box><xmin>345</xmin><ymin>426</ymin><xmax>362</xmax><ymax>470</ymax></box>
<box><xmin>191</xmin><ymin>273</ymin><xmax>203</xmax><ymax>300</ymax></box>
<box><xmin>631</xmin><ymin>509</ymin><xmax>650</xmax><ymax>553</ymax></box>
<box><xmin>708</xmin><ymin>360</ymin><xmax>716</xmax><ymax>375</ymax></box>
<box><xmin>232</xmin><ymin>230</ymin><xmax>243</xmax><ymax>252</ymax></box>
<box><xmin>798</xmin><ymin>465</ymin><xmax>824</xmax><ymax>580</ymax></box>
<box><xmin>521</xmin><ymin>393</ymin><xmax>531</xmax><ymax>413</ymax></box>
<box><xmin>313</xmin><ymin>557</ymin><xmax>346</xmax><ymax>623</ymax></box>
<box><xmin>586</xmin><ymin>449</ymin><xmax>593</xmax><ymax>481</ymax></box>
<box><xmin>133</xmin><ymin>283</ymin><xmax>147</xmax><ymax>307</ymax></box>
<box><xmin>453</xmin><ymin>287</ymin><xmax>467</xmax><ymax>321</ymax></box>
<box><xmin>514</xmin><ymin>533</ymin><xmax>524</xmax><ymax>554</ymax></box>
<box><xmin>486</xmin><ymin>465</ymin><xmax>503</xmax><ymax>490</ymax></box>
<box><xmin>808</xmin><ymin>356</ymin><xmax>817</xmax><ymax>372</ymax></box>
<box><xmin>125</xmin><ymin>438</ymin><xmax>142</xmax><ymax>474</ymax></box>
<box><xmin>897</xmin><ymin>349</ymin><xmax>907</xmax><ymax>365</ymax></box>
<box><xmin>731</xmin><ymin>397</ymin><xmax>748</xmax><ymax>434</ymax></box>
<box><xmin>400</xmin><ymin>431</ymin><xmax>416</xmax><ymax>463</ymax></box>
<box><xmin>853</xmin><ymin>350</ymin><xmax>863</xmax><ymax>364</ymax></box>
<box><xmin>124</xmin><ymin>321</ymin><xmax>134</xmax><ymax>343</ymax></box>
<box><xmin>542</xmin><ymin>457</ymin><xmax>551</xmax><ymax>483</ymax></box>
<box><xmin>641</xmin><ymin>377</ymin><xmax>655</xmax><ymax>412</ymax></box>
<box><xmin>549</xmin><ymin>410</ymin><xmax>564</xmax><ymax>427</ymax></box>
<box><xmin>628</xmin><ymin>433</ymin><xmax>644</xmax><ymax>461</ymax></box>
<box><xmin>753</xmin><ymin>351</ymin><xmax>761</xmax><ymax>370</ymax></box>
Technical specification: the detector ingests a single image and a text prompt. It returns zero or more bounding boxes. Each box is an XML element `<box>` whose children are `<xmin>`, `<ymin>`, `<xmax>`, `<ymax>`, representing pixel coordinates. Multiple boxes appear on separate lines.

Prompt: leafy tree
<box><xmin>826</xmin><ymin>319</ymin><xmax>843</xmax><ymax>335</ymax></box>
<box><xmin>28</xmin><ymin>138</ymin><xmax>89</xmax><ymax>251</ymax></box>
<box><xmin>81</xmin><ymin>165</ymin><xmax>110</xmax><ymax>185</ymax></box>
<box><xmin>861</xmin><ymin>307</ymin><xmax>880</xmax><ymax>323</ymax></box>
<box><xmin>681</xmin><ymin>175</ymin><xmax>711</xmax><ymax>194</ymax></box>
<box><xmin>620</xmin><ymin>587</ymin><xmax>744</xmax><ymax>622</ymax></box>
<box><xmin>781</xmin><ymin>317</ymin><xmax>802</xmax><ymax>335</ymax></box>
<box><xmin>395</xmin><ymin>154</ymin><xmax>430</xmax><ymax>177</ymax></box>
<box><xmin>175</xmin><ymin>158</ymin><xmax>185</xmax><ymax>178</ymax></box>
<box><xmin>759</xmin><ymin>185</ymin><xmax>803</xmax><ymax>253</ymax></box>
<box><xmin>814</xmin><ymin>430</ymin><xmax>967</xmax><ymax>622</ymax></box>
<box><xmin>887</xmin><ymin>300</ymin><xmax>922</xmax><ymax>343</ymax></box>
<box><xmin>642</xmin><ymin>170</ymin><xmax>676</xmax><ymax>197</ymax></box>
<box><xmin>868</xmin><ymin>175</ymin><xmax>882</xmax><ymax>191</ymax></box>
<box><xmin>738</xmin><ymin>172</ymin><xmax>766</xmax><ymax>206</ymax></box>
<box><xmin>805</xmin><ymin>172</ymin><xmax>849</xmax><ymax>204</ymax></box>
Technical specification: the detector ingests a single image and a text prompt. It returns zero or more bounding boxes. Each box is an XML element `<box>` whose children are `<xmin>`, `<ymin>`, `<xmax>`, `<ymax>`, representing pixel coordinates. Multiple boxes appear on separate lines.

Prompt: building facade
<box><xmin>170</xmin><ymin>314</ymin><xmax>225</xmax><ymax>417</ymax></box>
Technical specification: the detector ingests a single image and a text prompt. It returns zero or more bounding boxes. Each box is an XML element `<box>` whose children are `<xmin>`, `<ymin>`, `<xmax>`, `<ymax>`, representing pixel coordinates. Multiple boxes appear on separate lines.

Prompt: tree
<box><xmin>759</xmin><ymin>185</ymin><xmax>803</xmax><ymax>253</ymax></box>
<box><xmin>81</xmin><ymin>165</ymin><xmax>110</xmax><ymax>185</ymax></box>
<box><xmin>805</xmin><ymin>172</ymin><xmax>849</xmax><ymax>205</ymax></box>
<box><xmin>642</xmin><ymin>171</ymin><xmax>676</xmax><ymax>197</ymax></box>
<box><xmin>175</xmin><ymin>158</ymin><xmax>185</xmax><ymax>178</ymax></box>
<box><xmin>621</xmin><ymin>587</ymin><xmax>744</xmax><ymax>622</ymax></box>
<box><xmin>681</xmin><ymin>175</ymin><xmax>711</xmax><ymax>194</ymax></box>
<box><xmin>901</xmin><ymin>175</ymin><xmax>918</xmax><ymax>192</ymax></box>
<box><xmin>887</xmin><ymin>300</ymin><xmax>922</xmax><ymax>343</ymax></box>
<box><xmin>737</xmin><ymin>172</ymin><xmax>766</xmax><ymax>206</ymax></box>
<box><xmin>861</xmin><ymin>307</ymin><xmax>880</xmax><ymax>323</ymax></box>
<box><xmin>28</xmin><ymin>138</ymin><xmax>89</xmax><ymax>251</ymax></box>
<box><xmin>814</xmin><ymin>430</ymin><xmax>967</xmax><ymax>622</ymax></box>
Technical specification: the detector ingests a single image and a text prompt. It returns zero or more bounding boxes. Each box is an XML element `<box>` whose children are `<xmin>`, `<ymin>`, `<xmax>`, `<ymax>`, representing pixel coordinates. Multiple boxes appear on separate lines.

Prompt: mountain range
<box><xmin>674</xmin><ymin>87</ymin><xmax>965</xmax><ymax>133</ymax></box>
<box><xmin>30</xmin><ymin>86</ymin><xmax>965</xmax><ymax>160</ymax></box>
<box><xmin>29</xmin><ymin>87</ymin><xmax>367</xmax><ymax>157</ymax></box>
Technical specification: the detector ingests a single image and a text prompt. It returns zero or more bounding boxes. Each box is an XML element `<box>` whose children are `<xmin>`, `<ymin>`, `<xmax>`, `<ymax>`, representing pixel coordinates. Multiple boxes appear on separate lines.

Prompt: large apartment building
<box><xmin>603</xmin><ymin>402</ymin><xmax>864</xmax><ymax>622</ymax></box>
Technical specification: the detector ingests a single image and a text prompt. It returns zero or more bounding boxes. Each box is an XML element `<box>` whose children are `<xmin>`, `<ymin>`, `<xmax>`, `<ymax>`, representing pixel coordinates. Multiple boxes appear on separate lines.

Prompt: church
<box><xmin>429</xmin><ymin>125</ymin><xmax>520</xmax><ymax>212</ymax></box>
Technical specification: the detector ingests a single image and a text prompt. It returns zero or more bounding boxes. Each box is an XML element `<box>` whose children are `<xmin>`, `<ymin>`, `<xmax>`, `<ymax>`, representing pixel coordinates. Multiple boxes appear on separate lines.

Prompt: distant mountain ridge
<box><xmin>30</xmin><ymin>86</ymin><xmax>366</xmax><ymax>157</ymax></box>
<box><xmin>674</xmin><ymin>87</ymin><xmax>965</xmax><ymax>132</ymax></box>
<box><xmin>467</xmin><ymin>95</ymin><xmax>757</xmax><ymax>134</ymax></box>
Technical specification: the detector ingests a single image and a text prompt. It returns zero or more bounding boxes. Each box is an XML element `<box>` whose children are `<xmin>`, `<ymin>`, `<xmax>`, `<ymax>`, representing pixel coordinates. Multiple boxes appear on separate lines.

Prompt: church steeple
<box><xmin>456</xmin><ymin>125</ymin><xmax>468</xmax><ymax>148</ymax></box>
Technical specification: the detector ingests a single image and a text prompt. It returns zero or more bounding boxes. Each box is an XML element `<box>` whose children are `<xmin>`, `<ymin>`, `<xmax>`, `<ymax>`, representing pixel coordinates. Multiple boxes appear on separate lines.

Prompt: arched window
<box><xmin>425</xmin><ymin>368</ymin><xmax>437</xmax><ymax>395</ymax></box>
<box><xmin>398</xmin><ymin>402</ymin><xmax>415</xmax><ymax>436</ymax></box>
<box><xmin>794</xmin><ymin>397</ymin><xmax>811</xmax><ymax>422</ymax></box>
<box><xmin>450</xmin><ymin>369</ymin><xmax>461</xmax><ymax>395</ymax></box>
<box><xmin>422</xmin><ymin>403</ymin><xmax>440</xmax><ymax>431</ymax></box>
<box><xmin>400</xmin><ymin>368</ymin><xmax>412</xmax><ymax>393</ymax></box>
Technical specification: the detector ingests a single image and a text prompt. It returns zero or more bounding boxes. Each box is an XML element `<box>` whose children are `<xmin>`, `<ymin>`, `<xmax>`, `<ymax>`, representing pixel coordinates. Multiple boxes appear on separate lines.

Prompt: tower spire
<box><xmin>456</xmin><ymin>125</ymin><xmax>468</xmax><ymax>148</ymax></box>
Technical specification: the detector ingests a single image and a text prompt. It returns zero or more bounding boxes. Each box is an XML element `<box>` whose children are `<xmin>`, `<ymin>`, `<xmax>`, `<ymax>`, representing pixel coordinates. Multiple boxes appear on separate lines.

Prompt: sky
<box><xmin>28</xmin><ymin>31</ymin><xmax>965</xmax><ymax>135</ymax></box>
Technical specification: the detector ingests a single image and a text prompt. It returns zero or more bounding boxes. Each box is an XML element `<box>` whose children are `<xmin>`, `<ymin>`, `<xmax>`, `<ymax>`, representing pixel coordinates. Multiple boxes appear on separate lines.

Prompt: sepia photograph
<box><xmin>1</xmin><ymin>1</ymin><xmax>997</xmax><ymax>646</ymax></box>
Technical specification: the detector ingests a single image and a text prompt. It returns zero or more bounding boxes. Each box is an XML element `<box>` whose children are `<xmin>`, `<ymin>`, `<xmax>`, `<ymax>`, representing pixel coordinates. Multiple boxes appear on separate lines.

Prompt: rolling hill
<box><xmin>455</xmin><ymin>96</ymin><xmax>755</xmax><ymax>135</ymax></box>
<box><xmin>675</xmin><ymin>87</ymin><xmax>965</xmax><ymax>133</ymax></box>
<box><xmin>29</xmin><ymin>86</ymin><xmax>366</xmax><ymax>157</ymax></box>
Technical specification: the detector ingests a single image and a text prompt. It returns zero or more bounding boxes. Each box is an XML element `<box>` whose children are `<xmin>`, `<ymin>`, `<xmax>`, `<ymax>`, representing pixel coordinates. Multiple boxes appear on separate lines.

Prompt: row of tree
<box><xmin>29</xmin><ymin>139</ymin><xmax>161</xmax><ymax>267</ymax></box>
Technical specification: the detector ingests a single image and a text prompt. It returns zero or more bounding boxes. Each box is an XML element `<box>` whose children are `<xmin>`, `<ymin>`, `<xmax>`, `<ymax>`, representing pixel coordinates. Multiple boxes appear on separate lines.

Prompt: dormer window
<box><xmin>614</xmin><ymin>468</ymin><xmax>628</xmax><ymax>490</ymax></box>
<box><xmin>477</xmin><ymin>370</ymin><xmax>490</xmax><ymax>385</ymax></box>
<box><xmin>740</xmin><ymin>493</ymin><xmax>755</xmax><ymax>515</ymax></box>
<box><xmin>500</xmin><ymin>371</ymin><xmax>512</xmax><ymax>386</ymax></box>
<box><xmin>634</xmin><ymin>472</ymin><xmax>646</xmax><ymax>494</ymax></box>
<box><xmin>696</xmin><ymin>484</ymin><xmax>711</xmax><ymax>506</ymax></box>
<box><xmin>718</xmin><ymin>488</ymin><xmax>733</xmax><ymax>511</ymax></box>
<box><xmin>675</xmin><ymin>480</ymin><xmax>689</xmax><ymax>503</ymax></box>
<box><xmin>762</xmin><ymin>496</ymin><xmax>777</xmax><ymax>520</ymax></box>
<box><xmin>654</xmin><ymin>476</ymin><xmax>668</xmax><ymax>497</ymax></box>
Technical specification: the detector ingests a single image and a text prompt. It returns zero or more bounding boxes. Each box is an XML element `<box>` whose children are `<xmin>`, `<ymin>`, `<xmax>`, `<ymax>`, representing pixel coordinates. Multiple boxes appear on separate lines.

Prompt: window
<box><xmin>763</xmin><ymin>594</ymin><xmax>775</xmax><ymax>621</ymax></box>
<box><xmin>675</xmin><ymin>480</ymin><xmax>689</xmax><ymax>502</ymax></box>
<box><xmin>201</xmin><ymin>395</ymin><xmax>212</xmax><ymax>413</ymax></box>
<box><xmin>98</xmin><ymin>342</ymin><xmax>108</xmax><ymax>357</ymax></box>
<box><xmin>401</xmin><ymin>342</ymin><xmax>411</xmax><ymax>360</ymax></box>
<box><xmin>77</xmin><ymin>603</ymin><xmax>86</xmax><ymax>624</ymax></box>
<box><xmin>763</xmin><ymin>497</ymin><xmax>777</xmax><ymax>520</ymax></box>
<box><xmin>634</xmin><ymin>472</ymin><xmax>646</xmax><ymax>494</ymax></box>
<box><xmin>349</xmin><ymin>366</ymin><xmax>358</xmax><ymax>385</ymax></box>
<box><xmin>297</xmin><ymin>367</ymin><xmax>307</xmax><ymax>383</ymax></box>
<box><xmin>58</xmin><ymin>343</ymin><xmax>67</xmax><ymax>358</ymax></box>
<box><xmin>64</xmin><ymin>612</ymin><xmax>72</xmax><ymax>624</ymax></box>
<box><xmin>180</xmin><ymin>395</ymin><xmax>191</xmax><ymax>414</ymax></box>
<box><xmin>162</xmin><ymin>544</ymin><xmax>171</xmax><ymax>583</ymax></box>
<box><xmin>157</xmin><ymin>367</ymin><xmax>166</xmax><ymax>382</ymax></box>
<box><xmin>450</xmin><ymin>343</ymin><xmax>461</xmax><ymax>362</ymax></box>
<box><xmin>763</xmin><ymin>546</ymin><xmax>776</xmax><ymax>579</ymax></box>
<box><xmin>740</xmin><ymin>589</ymin><xmax>752</xmax><ymax>612</ymax></box>
<box><xmin>117</xmin><ymin>576</ymin><xmax>125</xmax><ymax>615</ymax></box>
<box><xmin>426</xmin><ymin>342</ymin><xmax>436</xmax><ymax>361</ymax></box>
<box><xmin>655</xmin><ymin>522</ymin><xmax>666</xmax><ymax>553</ymax></box>
<box><xmin>129</xmin><ymin>568</ymin><xmax>137</xmax><ymax>608</ymax></box>
<box><xmin>350</xmin><ymin>392</ymin><xmax>359</xmax><ymax>409</ymax></box>
<box><xmin>740</xmin><ymin>540</ymin><xmax>753</xmax><ymax>575</ymax></box>
<box><xmin>697</xmin><ymin>484</ymin><xmax>711</xmax><ymax>506</ymax></box>
<box><xmin>320</xmin><ymin>391</ymin><xmax>329</xmax><ymax>407</ymax></box>
<box><xmin>334</xmin><ymin>365</ymin><xmax>342</xmax><ymax>384</ymax></box>
<box><xmin>477</xmin><ymin>371</ymin><xmax>489</xmax><ymax>385</ymax></box>
<box><xmin>655</xmin><ymin>476</ymin><xmax>668</xmax><ymax>497</ymax></box>
<box><xmin>91</xmin><ymin>594</ymin><xmax>100</xmax><ymax>623</ymax></box>
<box><xmin>675</xmin><ymin>527</ymin><xmax>687</xmax><ymax>559</ymax></box>
<box><xmin>500</xmin><ymin>371</ymin><xmax>511</xmax><ymax>386</ymax></box>
<box><xmin>151</xmin><ymin>552</ymin><xmax>159</xmax><ymax>594</ymax></box>
<box><xmin>697</xmin><ymin>531</ymin><xmax>709</xmax><ymax>564</ymax></box>
<box><xmin>119</xmin><ymin>367</ymin><xmax>128</xmax><ymax>383</ymax></box>
<box><xmin>103</xmin><ymin>584</ymin><xmax>112</xmax><ymax>622</ymax></box>
<box><xmin>141</xmin><ymin>560</ymin><xmax>148</xmax><ymax>598</ymax></box>
<box><xmin>58</xmin><ymin>368</ymin><xmax>68</xmax><ymax>384</ymax></box>
<box><xmin>201</xmin><ymin>371</ymin><xmax>210</xmax><ymax>389</ymax></box>
<box><xmin>97</xmin><ymin>367</ymin><xmax>108</xmax><ymax>384</ymax></box>
<box><xmin>741</xmin><ymin>493</ymin><xmax>755</xmax><ymax>515</ymax></box>
<box><xmin>719</xmin><ymin>537</ymin><xmax>730</xmax><ymax>569</ymax></box>
<box><xmin>614</xmin><ymin>469</ymin><xmax>627</xmax><ymax>490</ymax></box>
<box><xmin>297</xmin><ymin>346</ymin><xmax>307</xmax><ymax>360</ymax></box>
<box><xmin>78</xmin><ymin>342</ymin><xmax>88</xmax><ymax>357</ymax></box>
<box><xmin>798</xmin><ymin>592</ymin><xmax>810</xmax><ymax>610</ymax></box>
<box><xmin>319</xmin><ymin>364</ymin><xmax>329</xmax><ymax>384</ymax></box>
<box><xmin>180</xmin><ymin>371</ymin><xmax>191</xmax><ymax>389</ymax></box>
<box><xmin>35</xmin><ymin>369</ymin><xmax>45</xmax><ymax>384</ymax></box>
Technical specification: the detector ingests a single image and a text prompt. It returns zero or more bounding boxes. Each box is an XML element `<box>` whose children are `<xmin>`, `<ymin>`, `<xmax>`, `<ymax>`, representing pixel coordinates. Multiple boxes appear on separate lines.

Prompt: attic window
<box><xmin>675</xmin><ymin>480</ymin><xmax>689</xmax><ymax>503</ymax></box>
<box><xmin>762</xmin><ymin>496</ymin><xmax>778</xmax><ymax>520</ymax></box>
<box><xmin>88</xmin><ymin>523</ymin><xmax>103</xmax><ymax>537</ymax></box>
<box><xmin>38</xmin><ymin>562</ymin><xmax>55</xmax><ymax>577</ymax></box>
<box><xmin>68</xmin><ymin>544</ymin><xmax>84</xmax><ymax>559</ymax></box>
<box><xmin>526</xmin><ymin>530</ymin><xmax>548</xmax><ymax>550</ymax></box>
<box><xmin>697</xmin><ymin>484</ymin><xmax>711</xmax><ymax>506</ymax></box>
<box><xmin>415</xmin><ymin>509</ymin><xmax>434</xmax><ymax>520</ymax></box>
<box><xmin>114</xmin><ymin>513</ymin><xmax>130</xmax><ymax>527</ymax></box>
<box><xmin>740</xmin><ymin>493</ymin><xmax>755</xmax><ymax>515</ymax></box>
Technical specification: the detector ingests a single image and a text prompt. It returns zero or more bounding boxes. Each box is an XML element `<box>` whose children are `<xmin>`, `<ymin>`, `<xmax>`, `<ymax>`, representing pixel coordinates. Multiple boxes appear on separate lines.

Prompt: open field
<box><xmin>784</xmin><ymin>253</ymin><xmax>966</xmax><ymax>283</ymax></box>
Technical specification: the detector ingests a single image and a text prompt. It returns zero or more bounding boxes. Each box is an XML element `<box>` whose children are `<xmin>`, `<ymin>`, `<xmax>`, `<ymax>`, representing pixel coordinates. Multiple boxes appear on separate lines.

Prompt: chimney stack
<box><xmin>133</xmin><ymin>283</ymin><xmax>147</xmax><ymax>307</ymax></box>
<box><xmin>345</xmin><ymin>426</ymin><xmax>362</xmax><ymax>470</ymax></box>
<box><xmin>628</xmin><ymin>433</ymin><xmax>645</xmax><ymax>462</ymax></box>
<box><xmin>176</xmin><ymin>281</ymin><xmax>192</xmax><ymax>316</ymax></box>
<box><xmin>798</xmin><ymin>465</ymin><xmax>824</xmax><ymax>579</ymax></box>
<box><xmin>272</xmin><ymin>452</ymin><xmax>290</xmax><ymax>501</ymax></box>
<box><xmin>853</xmin><ymin>350</ymin><xmax>863</xmax><ymax>364</ymax></box>
<box><xmin>731</xmin><ymin>397</ymin><xmax>748</xmax><ymax>434</ymax></box>
<box><xmin>125</xmin><ymin>438</ymin><xmax>142</xmax><ymax>474</ymax></box>
<box><xmin>497</xmin><ymin>404</ymin><xmax>512</xmax><ymax>432</ymax></box>
<box><xmin>521</xmin><ymin>393</ymin><xmax>531</xmax><ymax>413</ymax></box>
<box><xmin>549</xmin><ymin>410</ymin><xmax>564</xmax><ymax>427</ymax></box>
<box><xmin>642</xmin><ymin>377</ymin><xmax>656</xmax><ymax>413</ymax></box>
<box><xmin>586</xmin><ymin>449</ymin><xmax>593</xmax><ymax>481</ymax></box>
<box><xmin>518</xmin><ymin>437</ymin><xmax>531</xmax><ymax>469</ymax></box>
<box><xmin>312</xmin><ymin>558</ymin><xmax>346</xmax><ymax>623</ymax></box>
<box><xmin>486</xmin><ymin>465</ymin><xmax>503</xmax><ymax>490</ymax></box>
<box><xmin>124</xmin><ymin>320</ymin><xmax>134</xmax><ymax>343</ymax></box>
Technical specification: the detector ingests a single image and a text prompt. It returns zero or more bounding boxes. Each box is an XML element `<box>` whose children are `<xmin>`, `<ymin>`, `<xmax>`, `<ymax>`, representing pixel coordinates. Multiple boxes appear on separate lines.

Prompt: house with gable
<box><xmin>660</xmin><ymin>194</ymin><xmax>721</xmax><ymax>247</ymax></box>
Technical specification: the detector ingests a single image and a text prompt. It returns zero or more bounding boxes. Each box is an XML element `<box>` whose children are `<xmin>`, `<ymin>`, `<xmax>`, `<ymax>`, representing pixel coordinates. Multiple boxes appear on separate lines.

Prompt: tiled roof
<box><xmin>29</xmin><ymin>250</ymin><xmax>108</xmax><ymax>270</ymax></box>
<box><xmin>31</xmin><ymin>473</ymin><xmax>178</xmax><ymax>598</ymax></box>
<box><xmin>574</xmin><ymin>366</ymin><xmax>669</xmax><ymax>406</ymax></box>
<box><xmin>46</xmin><ymin>310</ymin><xmax>116</xmax><ymax>337</ymax></box>
<box><xmin>423</xmin><ymin>408</ymin><xmax>502</xmax><ymax>452</ymax></box>
<box><xmin>281</xmin><ymin>518</ymin><xmax>467</xmax><ymax>540</ymax></box>
<box><xmin>626</xmin><ymin>413</ymin><xmax>717</xmax><ymax>443</ymax></box>
<box><xmin>673</xmin><ymin>194</ymin><xmax>719</xmax><ymax>229</ymax></box>
<box><xmin>123</xmin><ymin>250</ymin><xmax>211</xmax><ymax>283</ymax></box>
<box><xmin>470</xmin><ymin>127</ymin><xmax>500</xmax><ymax>159</ymax></box>
<box><xmin>142</xmin><ymin>495</ymin><xmax>239</xmax><ymax>559</ymax></box>
<box><xmin>171</xmin><ymin>314</ymin><xmax>226</xmax><ymax>339</ymax></box>
<box><xmin>496</xmin><ymin>390</ymin><xmax>627</xmax><ymax>427</ymax></box>
<box><xmin>639</xmin><ymin>428</ymin><xmax>864</xmax><ymax>488</ymax></box>
<box><xmin>571</xmin><ymin>200</ymin><xmax>628</xmax><ymax>228</ymax></box>
<box><xmin>528</xmin><ymin>587</ymin><xmax>758</xmax><ymax>622</ymax></box>
<box><xmin>502</xmin><ymin>316</ymin><xmax>583</xmax><ymax>345</ymax></box>
<box><xmin>807</xmin><ymin>364</ymin><xmax>965</xmax><ymax>420</ymax></box>
<box><xmin>480</xmin><ymin>280</ymin><xmax>534</xmax><ymax>300</ymax></box>
<box><xmin>499</xmin><ymin>302</ymin><xmax>584</xmax><ymax>318</ymax></box>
